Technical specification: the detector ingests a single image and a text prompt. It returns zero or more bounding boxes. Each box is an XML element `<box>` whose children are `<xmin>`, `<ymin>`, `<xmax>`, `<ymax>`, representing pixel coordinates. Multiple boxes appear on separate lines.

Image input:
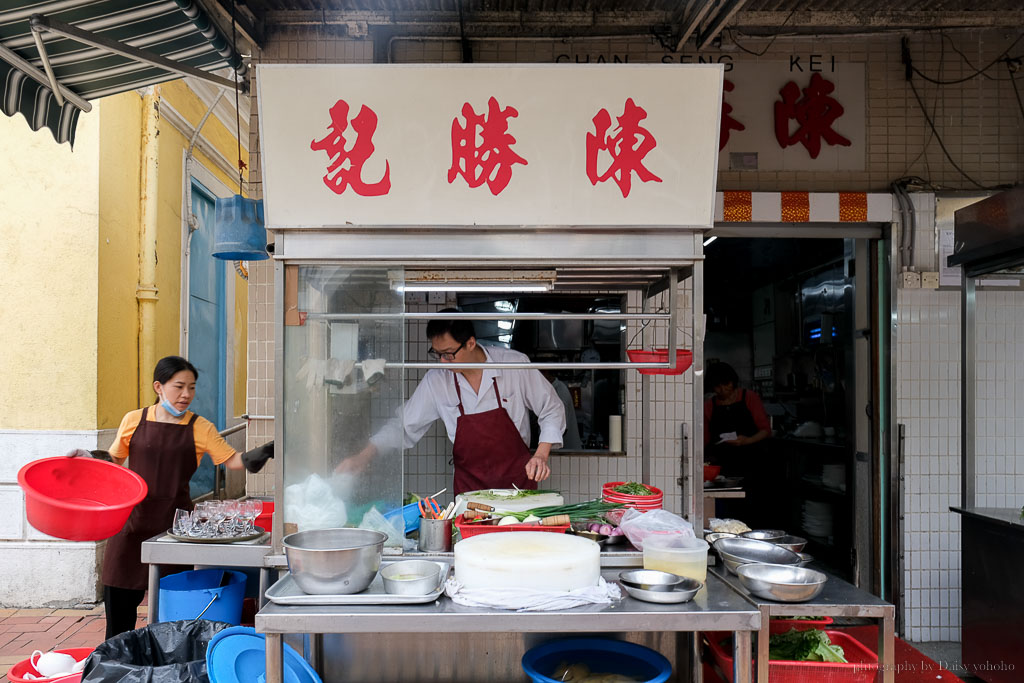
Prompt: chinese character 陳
<box><xmin>310</xmin><ymin>99</ymin><xmax>391</xmax><ymax>196</ymax></box>
<box><xmin>586</xmin><ymin>97</ymin><xmax>662</xmax><ymax>198</ymax></box>
<box><xmin>447</xmin><ymin>96</ymin><xmax>527</xmax><ymax>196</ymax></box>
<box><xmin>774</xmin><ymin>73</ymin><xmax>851</xmax><ymax>159</ymax></box>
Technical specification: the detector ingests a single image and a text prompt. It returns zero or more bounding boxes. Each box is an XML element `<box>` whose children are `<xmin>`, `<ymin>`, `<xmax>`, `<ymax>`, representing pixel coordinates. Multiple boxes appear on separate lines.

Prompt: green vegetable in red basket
<box><xmin>768</xmin><ymin>629</ymin><xmax>847</xmax><ymax>663</ymax></box>
<box><xmin>612</xmin><ymin>482</ymin><xmax>653</xmax><ymax>495</ymax></box>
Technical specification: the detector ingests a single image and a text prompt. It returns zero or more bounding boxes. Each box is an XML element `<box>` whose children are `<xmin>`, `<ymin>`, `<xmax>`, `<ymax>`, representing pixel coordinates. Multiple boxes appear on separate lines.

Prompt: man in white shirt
<box><xmin>339</xmin><ymin>314</ymin><xmax>566</xmax><ymax>494</ymax></box>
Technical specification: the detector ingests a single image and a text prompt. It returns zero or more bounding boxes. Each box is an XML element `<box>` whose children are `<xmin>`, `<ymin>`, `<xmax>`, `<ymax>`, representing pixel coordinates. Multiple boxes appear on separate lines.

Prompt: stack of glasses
<box><xmin>172</xmin><ymin>499</ymin><xmax>264</xmax><ymax>538</ymax></box>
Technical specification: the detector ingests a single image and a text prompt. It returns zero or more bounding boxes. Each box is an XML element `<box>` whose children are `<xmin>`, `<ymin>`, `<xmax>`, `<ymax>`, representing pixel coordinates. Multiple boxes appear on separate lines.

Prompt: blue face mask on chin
<box><xmin>161</xmin><ymin>396</ymin><xmax>187</xmax><ymax>418</ymax></box>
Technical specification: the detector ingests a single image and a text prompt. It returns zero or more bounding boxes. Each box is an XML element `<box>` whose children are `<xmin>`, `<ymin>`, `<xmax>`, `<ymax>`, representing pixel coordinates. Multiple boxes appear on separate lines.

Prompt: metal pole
<box><xmin>961</xmin><ymin>275</ymin><xmax>976</xmax><ymax>507</ymax></box>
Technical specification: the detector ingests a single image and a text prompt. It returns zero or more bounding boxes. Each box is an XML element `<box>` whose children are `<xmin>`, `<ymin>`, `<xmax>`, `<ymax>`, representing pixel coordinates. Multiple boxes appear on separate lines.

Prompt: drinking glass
<box><xmin>172</xmin><ymin>509</ymin><xmax>191</xmax><ymax>536</ymax></box>
<box><xmin>191</xmin><ymin>501</ymin><xmax>212</xmax><ymax>537</ymax></box>
<box><xmin>222</xmin><ymin>500</ymin><xmax>241</xmax><ymax>535</ymax></box>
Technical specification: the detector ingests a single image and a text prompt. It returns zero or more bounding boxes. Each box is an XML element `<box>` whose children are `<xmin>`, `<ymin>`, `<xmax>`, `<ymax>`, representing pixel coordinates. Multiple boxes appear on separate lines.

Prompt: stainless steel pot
<box><xmin>283</xmin><ymin>528</ymin><xmax>386</xmax><ymax>595</ymax></box>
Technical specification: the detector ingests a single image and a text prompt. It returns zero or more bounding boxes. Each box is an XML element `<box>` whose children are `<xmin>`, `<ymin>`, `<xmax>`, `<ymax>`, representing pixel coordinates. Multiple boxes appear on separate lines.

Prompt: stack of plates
<box><xmin>822</xmin><ymin>464</ymin><xmax>846</xmax><ymax>491</ymax></box>
<box><xmin>801</xmin><ymin>500</ymin><xmax>833</xmax><ymax>539</ymax></box>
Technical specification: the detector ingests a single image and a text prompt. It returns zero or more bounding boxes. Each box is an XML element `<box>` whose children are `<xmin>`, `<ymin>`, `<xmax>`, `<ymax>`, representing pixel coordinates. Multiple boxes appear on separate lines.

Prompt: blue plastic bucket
<box><xmin>212</xmin><ymin>195</ymin><xmax>269</xmax><ymax>261</ymax></box>
<box><xmin>522</xmin><ymin>638</ymin><xmax>672</xmax><ymax>683</ymax></box>
<box><xmin>158</xmin><ymin>569</ymin><xmax>247</xmax><ymax>625</ymax></box>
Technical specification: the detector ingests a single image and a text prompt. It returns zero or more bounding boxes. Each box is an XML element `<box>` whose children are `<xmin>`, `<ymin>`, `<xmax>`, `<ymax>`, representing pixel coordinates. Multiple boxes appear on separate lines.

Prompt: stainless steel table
<box><xmin>710</xmin><ymin>566</ymin><xmax>895</xmax><ymax>683</ymax></box>
<box><xmin>257</xmin><ymin>570</ymin><xmax>760</xmax><ymax>683</ymax></box>
<box><xmin>140</xmin><ymin>532</ymin><xmax>273</xmax><ymax>623</ymax></box>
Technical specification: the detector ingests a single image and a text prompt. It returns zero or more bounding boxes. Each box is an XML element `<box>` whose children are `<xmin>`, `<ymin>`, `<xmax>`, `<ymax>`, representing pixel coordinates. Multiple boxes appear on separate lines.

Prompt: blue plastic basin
<box><xmin>522</xmin><ymin>638</ymin><xmax>672</xmax><ymax>683</ymax></box>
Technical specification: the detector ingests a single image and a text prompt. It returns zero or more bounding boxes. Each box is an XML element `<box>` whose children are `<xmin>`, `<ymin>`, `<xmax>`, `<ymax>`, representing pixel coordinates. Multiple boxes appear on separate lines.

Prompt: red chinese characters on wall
<box><xmin>447</xmin><ymin>96</ymin><xmax>528</xmax><ymax>196</ymax></box>
<box><xmin>310</xmin><ymin>100</ymin><xmax>391</xmax><ymax>196</ymax></box>
<box><xmin>719</xmin><ymin>79</ymin><xmax>745</xmax><ymax>151</ymax></box>
<box><xmin>586</xmin><ymin>97</ymin><xmax>663</xmax><ymax>198</ymax></box>
<box><xmin>773</xmin><ymin>73</ymin><xmax>851</xmax><ymax>159</ymax></box>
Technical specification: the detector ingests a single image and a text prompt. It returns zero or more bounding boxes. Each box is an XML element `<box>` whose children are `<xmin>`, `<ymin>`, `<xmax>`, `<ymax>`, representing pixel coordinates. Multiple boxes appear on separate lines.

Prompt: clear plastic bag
<box><xmin>618</xmin><ymin>508</ymin><xmax>697</xmax><ymax>551</ymax></box>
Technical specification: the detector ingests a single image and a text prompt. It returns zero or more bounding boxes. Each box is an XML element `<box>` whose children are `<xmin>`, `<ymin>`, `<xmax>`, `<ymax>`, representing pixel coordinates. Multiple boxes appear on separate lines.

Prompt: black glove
<box><xmin>241</xmin><ymin>441</ymin><xmax>274</xmax><ymax>473</ymax></box>
<box><xmin>66</xmin><ymin>449</ymin><xmax>114</xmax><ymax>462</ymax></box>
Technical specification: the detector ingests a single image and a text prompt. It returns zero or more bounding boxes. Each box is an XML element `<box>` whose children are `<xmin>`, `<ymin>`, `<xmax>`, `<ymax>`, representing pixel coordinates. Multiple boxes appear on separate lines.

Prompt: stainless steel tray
<box><xmin>265</xmin><ymin>560</ymin><xmax>451</xmax><ymax>605</ymax></box>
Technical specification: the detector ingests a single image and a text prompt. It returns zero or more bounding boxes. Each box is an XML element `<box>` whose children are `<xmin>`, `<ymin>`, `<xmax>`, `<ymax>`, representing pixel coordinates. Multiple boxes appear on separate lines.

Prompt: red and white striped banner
<box><xmin>714</xmin><ymin>191</ymin><xmax>891</xmax><ymax>223</ymax></box>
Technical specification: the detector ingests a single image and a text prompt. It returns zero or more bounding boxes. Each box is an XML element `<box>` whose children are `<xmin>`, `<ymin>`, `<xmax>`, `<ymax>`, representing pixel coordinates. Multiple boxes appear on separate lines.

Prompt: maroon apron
<box><xmin>451</xmin><ymin>375</ymin><xmax>537</xmax><ymax>495</ymax></box>
<box><xmin>102</xmin><ymin>406</ymin><xmax>199</xmax><ymax>590</ymax></box>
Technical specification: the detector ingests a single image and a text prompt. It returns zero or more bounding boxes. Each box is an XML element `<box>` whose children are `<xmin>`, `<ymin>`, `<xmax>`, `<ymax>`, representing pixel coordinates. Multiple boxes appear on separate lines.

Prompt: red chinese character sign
<box><xmin>719</xmin><ymin>79</ymin><xmax>744</xmax><ymax>152</ymax></box>
<box><xmin>310</xmin><ymin>100</ymin><xmax>391</xmax><ymax>196</ymax></box>
<box><xmin>586</xmin><ymin>98</ymin><xmax>663</xmax><ymax>198</ymax></box>
<box><xmin>448</xmin><ymin>97</ymin><xmax>527</xmax><ymax>196</ymax></box>
<box><xmin>774</xmin><ymin>73</ymin><xmax>851</xmax><ymax>159</ymax></box>
<box><xmin>258</xmin><ymin>64</ymin><xmax>725</xmax><ymax>227</ymax></box>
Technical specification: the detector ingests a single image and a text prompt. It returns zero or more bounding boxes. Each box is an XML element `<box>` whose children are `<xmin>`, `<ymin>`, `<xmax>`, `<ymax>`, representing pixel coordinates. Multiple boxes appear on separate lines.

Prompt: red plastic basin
<box><xmin>18</xmin><ymin>457</ymin><xmax>148</xmax><ymax>541</ymax></box>
<box><xmin>7</xmin><ymin>647</ymin><xmax>94</xmax><ymax>683</ymax></box>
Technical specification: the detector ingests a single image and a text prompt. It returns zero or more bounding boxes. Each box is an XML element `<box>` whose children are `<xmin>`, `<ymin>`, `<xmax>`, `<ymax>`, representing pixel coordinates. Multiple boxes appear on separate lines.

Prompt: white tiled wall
<box><xmin>897</xmin><ymin>288</ymin><xmax>1024</xmax><ymax>642</ymax></box>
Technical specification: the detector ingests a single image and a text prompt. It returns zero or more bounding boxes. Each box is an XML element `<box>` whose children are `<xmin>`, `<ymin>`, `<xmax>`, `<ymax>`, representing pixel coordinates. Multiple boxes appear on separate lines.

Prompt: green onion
<box><xmin>495</xmin><ymin>499</ymin><xmax>625</xmax><ymax>522</ymax></box>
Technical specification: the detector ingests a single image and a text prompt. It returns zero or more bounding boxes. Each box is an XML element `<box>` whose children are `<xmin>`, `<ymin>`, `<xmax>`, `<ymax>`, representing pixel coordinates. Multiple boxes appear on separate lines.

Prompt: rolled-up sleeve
<box><xmin>521</xmin><ymin>370</ymin><xmax>566</xmax><ymax>448</ymax></box>
<box><xmin>370</xmin><ymin>377</ymin><xmax>441</xmax><ymax>452</ymax></box>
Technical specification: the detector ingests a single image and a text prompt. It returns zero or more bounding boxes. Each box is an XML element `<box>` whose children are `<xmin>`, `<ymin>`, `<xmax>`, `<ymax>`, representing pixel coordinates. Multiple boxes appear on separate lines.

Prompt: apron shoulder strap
<box><xmin>491</xmin><ymin>377</ymin><xmax>501</xmax><ymax>406</ymax></box>
<box><xmin>452</xmin><ymin>373</ymin><xmax>466</xmax><ymax>416</ymax></box>
<box><xmin>187</xmin><ymin>412</ymin><xmax>199</xmax><ymax>427</ymax></box>
<box><xmin>141</xmin><ymin>405</ymin><xmax>149</xmax><ymax>421</ymax></box>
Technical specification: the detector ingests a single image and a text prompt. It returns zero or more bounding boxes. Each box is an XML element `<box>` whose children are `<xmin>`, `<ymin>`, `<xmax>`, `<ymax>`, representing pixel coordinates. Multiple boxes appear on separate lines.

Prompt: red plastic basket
<box><xmin>7</xmin><ymin>647</ymin><xmax>93</xmax><ymax>683</ymax></box>
<box><xmin>706</xmin><ymin>630</ymin><xmax>878</xmax><ymax>683</ymax></box>
<box><xmin>769</xmin><ymin>615</ymin><xmax>835</xmax><ymax>635</ymax></box>
<box><xmin>18</xmin><ymin>457</ymin><xmax>148</xmax><ymax>541</ymax></box>
<box><xmin>454</xmin><ymin>514</ymin><xmax>569</xmax><ymax>538</ymax></box>
<box><xmin>626</xmin><ymin>349</ymin><xmax>693</xmax><ymax>375</ymax></box>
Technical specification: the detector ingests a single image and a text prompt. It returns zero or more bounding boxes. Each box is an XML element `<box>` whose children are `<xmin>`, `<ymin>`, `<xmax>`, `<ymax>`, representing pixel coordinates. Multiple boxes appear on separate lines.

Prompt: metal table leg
<box><xmin>265</xmin><ymin>633</ymin><xmax>283</xmax><ymax>683</ymax></box>
<box><xmin>733</xmin><ymin>630</ymin><xmax>752</xmax><ymax>683</ymax></box>
<box><xmin>309</xmin><ymin>633</ymin><xmax>324</xmax><ymax>677</ymax></box>
<box><xmin>756</xmin><ymin>608</ymin><xmax>770</xmax><ymax>682</ymax></box>
<box><xmin>258</xmin><ymin>568</ymin><xmax>271</xmax><ymax>608</ymax></box>
<box><xmin>147</xmin><ymin>564</ymin><xmax>160</xmax><ymax>624</ymax></box>
<box><xmin>880</xmin><ymin>609</ymin><xmax>895</xmax><ymax>683</ymax></box>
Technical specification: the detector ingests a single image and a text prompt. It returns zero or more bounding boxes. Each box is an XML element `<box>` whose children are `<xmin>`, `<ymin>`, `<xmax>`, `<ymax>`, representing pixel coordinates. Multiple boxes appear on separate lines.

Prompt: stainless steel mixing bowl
<box><xmin>283</xmin><ymin>528</ymin><xmax>387</xmax><ymax>594</ymax></box>
<box><xmin>740</xmin><ymin>529</ymin><xmax>786</xmax><ymax>543</ymax></box>
<box><xmin>735</xmin><ymin>563</ymin><xmax>827</xmax><ymax>602</ymax></box>
<box><xmin>618</xmin><ymin>569</ymin><xmax>691</xmax><ymax>592</ymax></box>
<box><xmin>714</xmin><ymin>537</ymin><xmax>801</xmax><ymax>566</ymax></box>
<box><xmin>774</xmin><ymin>535</ymin><xmax>808</xmax><ymax>553</ymax></box>
<box><xmin>619</xmin><ymin>576</ymin><xmax>702</xmax><ymax>604</ymax></box>
<box><xmin>381</xmin><ymin>560</ymin><xmax>441</xmax><ymax>596</ymax></box>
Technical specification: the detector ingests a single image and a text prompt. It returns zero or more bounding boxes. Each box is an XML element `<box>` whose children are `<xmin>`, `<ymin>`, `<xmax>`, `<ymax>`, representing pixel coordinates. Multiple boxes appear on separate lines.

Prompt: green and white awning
<box><xmin>0</xmin><ymin>0</ymin><xmax>247</xmax><ymax>146</ymax></box>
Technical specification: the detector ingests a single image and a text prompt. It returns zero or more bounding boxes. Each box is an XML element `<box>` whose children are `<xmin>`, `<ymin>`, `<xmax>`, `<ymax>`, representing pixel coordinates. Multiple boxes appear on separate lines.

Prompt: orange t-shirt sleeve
<box><xmin>192</xmin><ymin>416</ymin><xmax>238</xmax><ymax>466</ymax></box>
<box><xmin>108</xmin><ymin>410</ymin><xmax>144</xmax><ymax>463</ymax></box>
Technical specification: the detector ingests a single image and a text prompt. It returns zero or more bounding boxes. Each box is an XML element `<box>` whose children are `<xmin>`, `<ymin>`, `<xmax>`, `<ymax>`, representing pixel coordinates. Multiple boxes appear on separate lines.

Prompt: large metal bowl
<box><xmin>740</xmin><ymin>529</ymin><xmax>786</xmax><ymax>543</ymax></box>
<box><xmin>283</xmin><ymin>528</ymin><xmax>387</xmax><ymax>594</ymax></box>
<box><xmin>714</xmin><ymin>537</ymin><xmax>801</xmax><ymax>566</ymax></box>
<box><xmin>796</xmin><ymin>552</ymin><xmax>814</xmax><ymax>567</ymax></box>
<box><xmin>717</xmin><ymin>551</ymin><xmax>756</xmax><ymax>576</ymax></box>
<box><xmin>735</xmin><ymin>563</ymin><xmax>827</xmax><ymax>602</ymax></box>
<box><xmin>775</xmin><ymin>535</ymin><xmax>808</xmax><ymax>553</ymax></box>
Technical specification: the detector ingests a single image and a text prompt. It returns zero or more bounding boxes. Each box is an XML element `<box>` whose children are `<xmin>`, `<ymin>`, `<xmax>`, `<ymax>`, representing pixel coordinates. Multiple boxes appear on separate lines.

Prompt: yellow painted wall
<box><xmin>0</xmin><ymin>105</ymin><xmax>101</xmax><ymax>430</ymax></box>
<box><xmin>97</xmin><ymin>93</ymin><xmax>143</xmax><ymax>428</ymax></box>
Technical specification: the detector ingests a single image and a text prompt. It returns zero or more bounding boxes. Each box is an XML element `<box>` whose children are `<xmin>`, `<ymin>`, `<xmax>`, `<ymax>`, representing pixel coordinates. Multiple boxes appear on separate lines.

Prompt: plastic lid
<box><xmin>206</xmin><ymin>626</ymin><xmax>321</xmax><ymax>683</ymax></box>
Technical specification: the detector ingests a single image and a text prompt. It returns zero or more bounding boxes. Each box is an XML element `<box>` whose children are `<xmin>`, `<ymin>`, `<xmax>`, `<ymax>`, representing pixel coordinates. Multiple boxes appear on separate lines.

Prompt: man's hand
<box><xmin>525</xmin><ymin>452</ymin><xmax>551</xmax><ymax>482</ymax></box>
<box><xmin>723</xmin><ymin>435</ymin><xmax>749</xmax><ymax>446</ymax></box>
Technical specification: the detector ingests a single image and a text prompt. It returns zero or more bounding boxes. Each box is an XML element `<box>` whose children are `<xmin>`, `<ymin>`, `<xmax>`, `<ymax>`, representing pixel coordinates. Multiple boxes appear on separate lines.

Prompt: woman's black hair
<box><xmin>154</xmin><ymin>356</ymin><xmax>199</xmax><ymax>384</ymax></box>
<box><xmin>706</xmin><ymin>362</ymin><xmax>739</xmax><ymax>390</ymax></box>
<box><xmin>425</xmin><ymin>308</ymin><xmax>476</xmax><ymax>344</ymax></box>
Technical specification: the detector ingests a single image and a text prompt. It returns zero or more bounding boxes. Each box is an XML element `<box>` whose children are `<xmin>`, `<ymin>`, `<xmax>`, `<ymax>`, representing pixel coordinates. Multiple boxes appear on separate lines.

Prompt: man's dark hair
<box><xmin>154</xmin><ymin>356</ymin><xmax>199</xmax><ymax>384</ymax></box>
<box><xmin>426</xmin><ymin>308</ymin><xmax>476</xmax><ymax>344</ymax></box>
<box><xmin>706</xmin><ymin>362</ymin><xmax>739</xmax><ymax>390</ymax></box>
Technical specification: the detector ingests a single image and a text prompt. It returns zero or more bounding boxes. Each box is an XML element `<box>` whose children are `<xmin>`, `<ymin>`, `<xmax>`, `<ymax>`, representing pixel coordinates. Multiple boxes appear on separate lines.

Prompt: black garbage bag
<box><xmin>81</xmin><ymin>620</ymin><xmax>233</xmax><ymax>683</ymax></box>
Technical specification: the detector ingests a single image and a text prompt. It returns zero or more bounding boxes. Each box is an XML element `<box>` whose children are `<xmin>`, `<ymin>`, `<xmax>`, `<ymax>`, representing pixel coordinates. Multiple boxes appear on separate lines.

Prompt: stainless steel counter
<box><xmin>710</xmin><ymin>566</ymin><xmax>895</xmax><ymax>683</ymax></box>
<box><xmin>257</xmin><ymin>570</ymin><xmax>760</xmax><ymax>683</ymax></box>
<box><xmin>140</xmin><ymin>532</ymin><xmax>274</xmax><ymax>622</ymax></box>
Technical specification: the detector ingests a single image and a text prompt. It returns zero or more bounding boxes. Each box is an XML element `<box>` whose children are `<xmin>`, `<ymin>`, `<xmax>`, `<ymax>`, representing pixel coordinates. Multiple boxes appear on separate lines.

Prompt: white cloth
<box><xmin>444</xmin><ymin>576</ymin><xmax>622</xmax><ymax>611</ymax></box>
<box><xmin>370</xmin><ymin>345</ymin><xmax>566</xmax><ymax>452</ymax></box>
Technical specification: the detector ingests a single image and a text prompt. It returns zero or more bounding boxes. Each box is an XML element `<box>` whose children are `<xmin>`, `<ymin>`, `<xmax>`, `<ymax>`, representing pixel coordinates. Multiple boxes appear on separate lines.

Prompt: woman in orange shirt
<box><xmin>68</xmin><ymin>356</ymin><xmax>273</xmax><ymax>638</ymax></box>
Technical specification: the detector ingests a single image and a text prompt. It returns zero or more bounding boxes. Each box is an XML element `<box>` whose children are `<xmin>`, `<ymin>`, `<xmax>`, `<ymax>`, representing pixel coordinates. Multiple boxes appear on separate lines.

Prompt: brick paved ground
<box><xmin>0</xmin><ymin>604</ymin><xmax>146</xmax><ymax>682</ymax></box>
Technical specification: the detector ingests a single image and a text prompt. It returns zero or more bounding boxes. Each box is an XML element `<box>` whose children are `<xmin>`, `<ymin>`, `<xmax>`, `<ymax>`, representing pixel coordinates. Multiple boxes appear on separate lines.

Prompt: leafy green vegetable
<box><xmin>612</xmin><ymin>482</ymin><xmax>653</xmax><ymax>495</ymax></box>
<box><xmin>768</xmin><ymin>629</ymin><xmax>847</xmax><ymax>663</ymax></box>
<box><xmin>497</xmin><ymin>499</ymin><xmax>625</xmax><ymax>522</ymax></box>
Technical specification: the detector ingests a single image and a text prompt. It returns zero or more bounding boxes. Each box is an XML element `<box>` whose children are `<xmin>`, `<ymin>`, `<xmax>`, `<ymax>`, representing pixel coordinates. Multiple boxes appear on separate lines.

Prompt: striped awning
<box><xmin>0</xmin><ymin>0</ymin><xmax>247</xmax><ymax>146</ymax></box>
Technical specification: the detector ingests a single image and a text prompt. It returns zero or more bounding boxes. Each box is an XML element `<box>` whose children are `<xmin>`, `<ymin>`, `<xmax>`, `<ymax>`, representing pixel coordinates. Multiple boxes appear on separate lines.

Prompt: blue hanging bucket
<box><xmin>212</xmin><ymin>195</ymin><xmax>269</xmax><ymax>261</ymax></box>
<box><xmin>158</xmin><ymin>569</ymin><xmax>247</xmax><ymax>625</ymax></box>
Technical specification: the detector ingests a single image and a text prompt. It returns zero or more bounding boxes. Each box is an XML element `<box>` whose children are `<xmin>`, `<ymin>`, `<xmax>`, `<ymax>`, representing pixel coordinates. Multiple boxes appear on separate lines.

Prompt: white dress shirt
<box><xmin>371</xmin><ymin>345</ymin><xmax>566</xmax><ymax>452</ymax></box>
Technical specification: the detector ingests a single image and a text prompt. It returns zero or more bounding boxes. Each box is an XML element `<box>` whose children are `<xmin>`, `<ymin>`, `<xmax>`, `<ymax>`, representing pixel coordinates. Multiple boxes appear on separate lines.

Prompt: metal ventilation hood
<box><xmin>948</xmin><ymin>186</ymin><xmax>1024</xmax><ymax>278</ymax></box>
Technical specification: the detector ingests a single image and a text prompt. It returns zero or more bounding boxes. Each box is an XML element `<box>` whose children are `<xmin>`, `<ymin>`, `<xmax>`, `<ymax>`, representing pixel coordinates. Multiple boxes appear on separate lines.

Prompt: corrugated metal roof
<box><xmin>242</xmin><ymin>1</ymin><xmax>1023</xmax><ymax>13</ymax></box>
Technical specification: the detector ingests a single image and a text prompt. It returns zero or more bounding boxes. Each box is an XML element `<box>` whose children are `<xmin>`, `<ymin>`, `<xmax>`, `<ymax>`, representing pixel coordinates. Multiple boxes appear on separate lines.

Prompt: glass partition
<box><xmin>281</xmin><ymin>265</ymin><xmax>405</xmax><ymax>542</ymax></box>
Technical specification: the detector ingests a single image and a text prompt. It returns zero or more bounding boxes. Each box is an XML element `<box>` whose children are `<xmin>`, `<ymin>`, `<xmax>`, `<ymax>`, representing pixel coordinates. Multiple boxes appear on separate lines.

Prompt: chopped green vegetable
<box><xmin>612</xmin><ymin>482</ymin><xmax>653</xmax><ymax>495</ymax></box>
<box><xmin>496</xmin><ymin>499</ymin><xmax>625</xmax><ymax>522</ymax></box>
<box><xmin>768</xmin><ymin>629</ymin><xmax>847</xmax><ymax>663</ymax></box>
<box><xmin>470</xmin><ymin>489</ymin><xmax>560</xmax><ymax>501</ymax></box>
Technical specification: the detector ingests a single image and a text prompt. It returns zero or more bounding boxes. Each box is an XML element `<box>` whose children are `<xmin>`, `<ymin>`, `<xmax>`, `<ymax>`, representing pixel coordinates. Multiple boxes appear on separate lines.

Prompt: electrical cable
<box><xmin>1009</xmin><ymin>58</ymin><xmax>1024</xmax><ymax>122</ymax></box>
<box><xmin>910</xmin><ymin>32</ymin><xmax>1024</xmax><ymax>84</ymax></box>
<box><xmin>725</xmin><ymin>9</ymin><xmax>796</xmax><ymax>57</ymax></box>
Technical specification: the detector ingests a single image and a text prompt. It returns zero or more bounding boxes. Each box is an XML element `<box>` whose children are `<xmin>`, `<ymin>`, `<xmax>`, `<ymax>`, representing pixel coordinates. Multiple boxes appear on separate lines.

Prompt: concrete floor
<box><xmin>909</xmin><ymin>640</ymin><xmax>984</xmax><ymax>681</ymax></box>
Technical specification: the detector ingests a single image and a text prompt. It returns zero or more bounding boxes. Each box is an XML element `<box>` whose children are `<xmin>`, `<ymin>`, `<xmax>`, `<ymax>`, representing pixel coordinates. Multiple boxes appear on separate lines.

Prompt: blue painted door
<box><xmin>187</xmin><ymin>180</ymin><xmax>228</xmax><ymax>498</ymax></box>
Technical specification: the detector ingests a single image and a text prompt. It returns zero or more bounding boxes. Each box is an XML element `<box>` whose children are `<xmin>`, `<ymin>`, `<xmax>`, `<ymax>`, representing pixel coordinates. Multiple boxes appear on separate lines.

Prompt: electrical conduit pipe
<box><xmin>138</xmin><ymin>89</ymin><xmax>161</xmax><ymax>405</ymax></box>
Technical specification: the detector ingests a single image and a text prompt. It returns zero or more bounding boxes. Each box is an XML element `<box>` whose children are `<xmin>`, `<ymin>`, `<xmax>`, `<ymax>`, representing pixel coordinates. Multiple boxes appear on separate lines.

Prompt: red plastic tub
<box><xmin>626</xmin><ymin>349</ymin><xmax>693</xmax><ymax>375</ymax></box>
<box><xmin>7</xmin><ymin>647</ymin><xmax>93</xmax><ymax>683</ymax></box>
<box><xmin>18</xmin><ymin>457</ymin><xmax>148</xmax><ymax>541</ymax></box>
<box><xmin>454</xmin><ymin>514</ymin><xmax>570</xmax><ymax>538</ymax></box>
<box><xmin>603</xmin><ymin>482</ymin><xmax>664</xmax><ymax>510</ymax></box>
<box><xmin>706</xmin><ymin>630</ymin><xmax>878</xmax><ymax>683</ymax></box>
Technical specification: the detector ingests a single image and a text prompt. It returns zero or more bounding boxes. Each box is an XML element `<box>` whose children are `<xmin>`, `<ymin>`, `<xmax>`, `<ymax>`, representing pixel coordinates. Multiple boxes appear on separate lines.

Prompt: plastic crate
<box><xmin>769</xmin><ymin>615</ymin><xmax>835</xmax><ymax>636</ymax></box>
<box><xmin>626</xmin><ymin>349</ymin><xmax>693</xmax><ymax>375</ymax></box>
<box><xmin>705</xmin><ymin>630</ymin><xmax>879</xmax><ymax>683</ymax></box>
<box><xmin>454</xmin><ymin>514</ymin><xmax>569</xmax><ymax>538</ymax></box>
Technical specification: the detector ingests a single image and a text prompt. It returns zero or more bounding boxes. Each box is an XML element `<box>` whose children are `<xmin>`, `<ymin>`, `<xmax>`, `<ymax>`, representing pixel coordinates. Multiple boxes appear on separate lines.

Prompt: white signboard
<box><xmin>257</xmin><ymin>64</ymin><xmax>723</xmax><ymax>228</ymax></box>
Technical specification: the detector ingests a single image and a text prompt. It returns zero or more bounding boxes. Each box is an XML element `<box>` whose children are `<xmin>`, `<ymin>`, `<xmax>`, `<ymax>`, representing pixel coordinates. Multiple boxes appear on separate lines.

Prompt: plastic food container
<box><xmin>454</xmin><ymin>514</ymin><xmax>569</xmax><ymax>538</ymax></box>
<box><xmin>18</xmin><ymin>457</ymin><xmax>148</xmax><ymax>541</ymax></box>
<box><xmin>706</xmin><ymin>630</ymin><xmax>878</xmax><ymax>683</ymax></box>
<box><xmin>642</xmin><ymin>536</ymin><xmax>709</xmax><ymax>582</ymax></box>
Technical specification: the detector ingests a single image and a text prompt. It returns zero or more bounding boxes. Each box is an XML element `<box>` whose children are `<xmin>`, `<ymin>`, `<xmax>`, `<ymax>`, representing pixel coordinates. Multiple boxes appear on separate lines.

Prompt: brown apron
<box><xmin>102</xmin><ymin>406</ymin><xmax>199</xmax><ymax>590</ymax></box>
<box><xmin>451</xmin><ymin>375</ymin><xmax>537</xmax><ymax>495</ymax></box>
